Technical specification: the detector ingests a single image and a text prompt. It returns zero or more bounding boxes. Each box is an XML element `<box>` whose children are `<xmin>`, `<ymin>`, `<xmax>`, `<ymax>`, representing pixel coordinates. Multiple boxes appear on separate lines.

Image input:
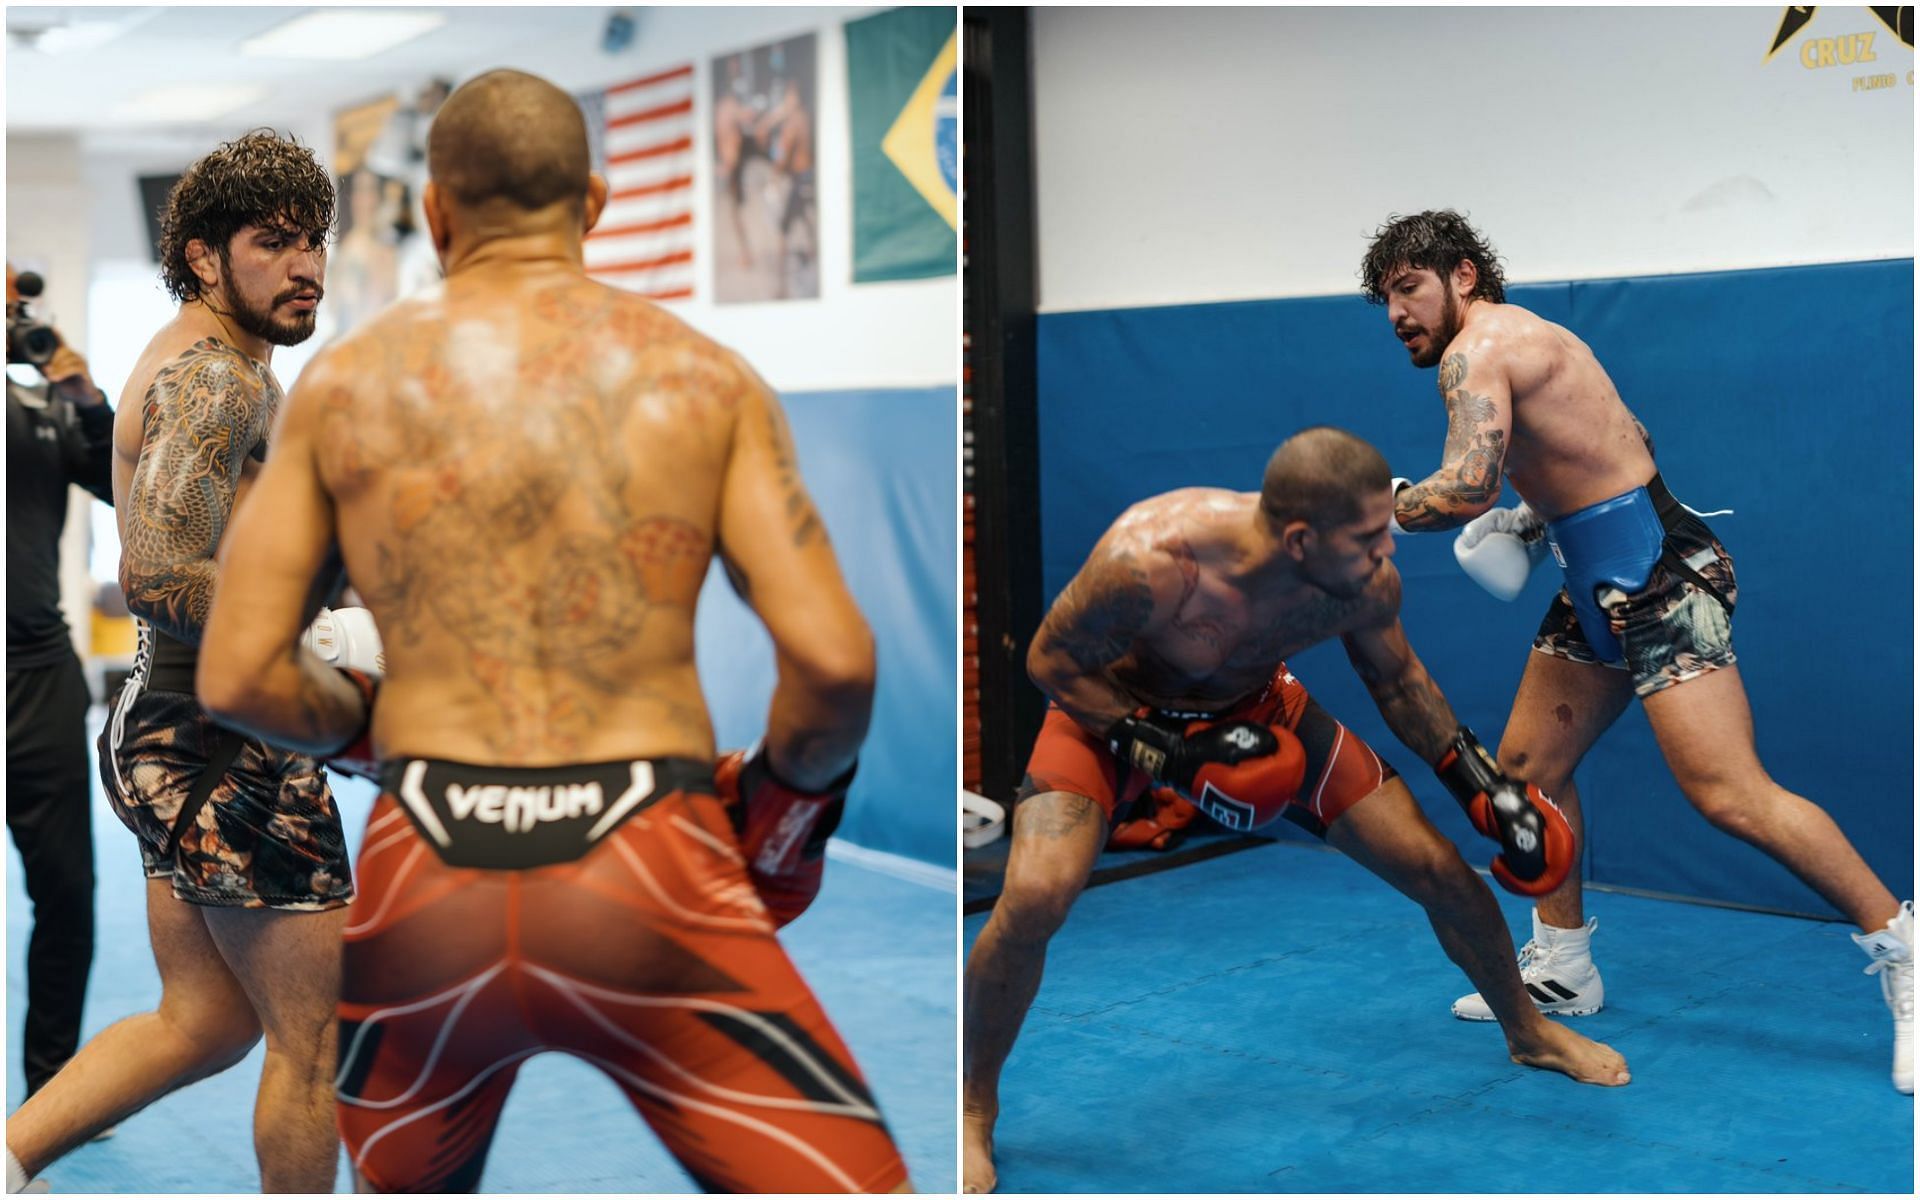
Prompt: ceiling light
<box><xmin>9</xmin><ymin>9</ymin><xmax>161</xmax><ymax>56</ymax></box>
<box><xmin>112</xmin><ymin>84</ymin><xmax>268</xmax><ymax>123</ymax></box>
<box><xmin>239</xmin><ymin>9</ymin><xmax>446</xmax><ymax>61</ymax></box>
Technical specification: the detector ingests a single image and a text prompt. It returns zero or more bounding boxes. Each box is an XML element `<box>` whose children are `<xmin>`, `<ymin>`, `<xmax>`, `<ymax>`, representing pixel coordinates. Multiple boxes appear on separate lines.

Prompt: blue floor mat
<box><xmin>9</xmin><ymin>772</ymin><xmax>956</xmax><ymax>1193</ymax></box>
<box><xmin>964</xmin><ymin>839</ymin><xmax>1913</xmax><ymax>1194</ymax></box>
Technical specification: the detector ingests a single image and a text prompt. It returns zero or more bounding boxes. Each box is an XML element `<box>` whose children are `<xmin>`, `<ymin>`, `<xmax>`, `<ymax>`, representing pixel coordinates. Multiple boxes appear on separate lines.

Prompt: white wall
<box><xmin>1032</xmin><ymin>6</ymin><xmax>1916</xmax><ymax>312</ymax></box>
<box><xmin>12</xmin><ymin>6</ymin><xmax>953</xmax><ymax>626</ymax></box>
<box><xmin>502</xmin><ymin>6</ymin><xmax>955</xmax><ymax>392</ymax></box>
<box><xmin>66</xmin><ymin>6</ymin><xmax>954</xmax><ymax>395</ymax></box>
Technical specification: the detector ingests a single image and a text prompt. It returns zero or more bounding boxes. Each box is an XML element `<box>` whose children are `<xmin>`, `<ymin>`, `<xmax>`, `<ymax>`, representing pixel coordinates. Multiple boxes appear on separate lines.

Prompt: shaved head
<box><xmin>428</xmin><ymin>69</ymin><xmax>591</xmax><ymax>214</ymax></box>
<box><xmin>1260</xmin><ymin>426</ymin><xmax>1391</xmax><ymax>530</ymax></box>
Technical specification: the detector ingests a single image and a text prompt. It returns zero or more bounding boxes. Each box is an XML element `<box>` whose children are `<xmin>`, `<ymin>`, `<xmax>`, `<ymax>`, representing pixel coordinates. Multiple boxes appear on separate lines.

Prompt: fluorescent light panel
<box><xmin>112</xmin><ymin>84</ymin><xmax>268</xmax><ymax>123</ymax></box>
<box><xmin>30</xmin><ymin>19</ymin><xmax>138</xmax><ymax>56</ymax></box>
<box><xmin>240</xmin><ymin>9</ymin><xmax>446</xmax><ymax>61</ymax></box>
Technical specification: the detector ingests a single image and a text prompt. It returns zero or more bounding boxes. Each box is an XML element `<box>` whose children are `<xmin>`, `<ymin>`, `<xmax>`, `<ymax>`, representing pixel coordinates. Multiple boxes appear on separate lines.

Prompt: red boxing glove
<box><xmin>1434</xmin><ymin>728</ymin><xmax>1575</xmax><ymax>897</ymax></box>
<box><xmin>1178</xmin><ymin>718</ymin><xmax>1308</xmax><ymax>832</ymax></box>
<box><xmin>324</xmin><ymin>669</ymin><xmax>381</xmax><ymax>781</ymax></box>
<box><xmin>1107</xmin><ymin>787</ymin><xmax>1200</xmax><ymax>851</ymax></box>
<box><xmin>714</xmin><ymin>747</ymin><xmax>852</xmax><ymax>927</ymax></box>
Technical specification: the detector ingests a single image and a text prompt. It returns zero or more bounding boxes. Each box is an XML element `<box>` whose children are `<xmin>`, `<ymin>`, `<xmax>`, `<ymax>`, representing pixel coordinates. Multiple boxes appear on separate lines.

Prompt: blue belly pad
<box><xmin>1544</xmin><ymin>486</ymin><xmax>1664</xmax><ymax>664</ymax></box>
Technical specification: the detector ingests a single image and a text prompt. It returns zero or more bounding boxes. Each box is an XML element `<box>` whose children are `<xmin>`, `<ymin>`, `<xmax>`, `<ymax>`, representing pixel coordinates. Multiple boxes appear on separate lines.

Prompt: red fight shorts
<box><xmin>336</xmin><ymin>756</ymin><xmax>907</xmax><ymax>1194</ymax></box>
<box><xmin>1019</xmin><ymin>663</ymin><xmax>1397</xmax><ymax>838</ymax></box>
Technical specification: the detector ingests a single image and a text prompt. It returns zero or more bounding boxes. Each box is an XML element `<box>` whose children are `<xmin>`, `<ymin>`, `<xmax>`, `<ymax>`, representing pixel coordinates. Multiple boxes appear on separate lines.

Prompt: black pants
<box><xmin>6</xmin><ymin>653</ymin><xmax>97</xmax><ymax>1098</ymax></box>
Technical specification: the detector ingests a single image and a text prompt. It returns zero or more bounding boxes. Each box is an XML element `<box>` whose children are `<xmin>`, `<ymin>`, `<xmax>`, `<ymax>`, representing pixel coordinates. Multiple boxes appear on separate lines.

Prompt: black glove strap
<box><xmin>1434</xmin><ymin>726</ymin><xmax>1502</xmax><ymax>809</ymax></box>
<box><xmin>1107</xmin><ymin>713</ymin><xmax>1180</xmax><ymax>784</ymax></box>
<box><xmin>164</xmin><ymin>731</ymin><xmax>244</xmax><ymax>859</ymax></box>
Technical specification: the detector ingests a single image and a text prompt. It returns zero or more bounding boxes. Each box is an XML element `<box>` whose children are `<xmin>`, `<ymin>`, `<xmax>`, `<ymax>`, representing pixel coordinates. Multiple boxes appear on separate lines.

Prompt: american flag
<box><xmin>582</xmin><ymin>63</ymin><xmax>695</xmax><ymax>301</ymax></box>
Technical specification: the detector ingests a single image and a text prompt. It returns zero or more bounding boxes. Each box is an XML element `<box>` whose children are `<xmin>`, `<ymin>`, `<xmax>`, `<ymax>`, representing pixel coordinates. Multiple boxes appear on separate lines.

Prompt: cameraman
<box><xmin>6</xmin><ymin>262</ymin><xmax>113</xmax><ymax>1104</ymax></box>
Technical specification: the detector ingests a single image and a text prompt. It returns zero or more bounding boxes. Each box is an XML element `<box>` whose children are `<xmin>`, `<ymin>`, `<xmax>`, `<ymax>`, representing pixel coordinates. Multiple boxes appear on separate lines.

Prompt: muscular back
<box><xmin>1034</xmin><ymin>489</ymin><xmax>1395</xmax><ymax>720</ymax></box>
<box><xmin>1456</xmin><ymin>304</ymin><xmax>1655</xmax><ymax>517</ymax></box>
<box><xmin>308</xmin><ymin>268</ymin><xmax>746</xmax><ymax>764</ymax></box>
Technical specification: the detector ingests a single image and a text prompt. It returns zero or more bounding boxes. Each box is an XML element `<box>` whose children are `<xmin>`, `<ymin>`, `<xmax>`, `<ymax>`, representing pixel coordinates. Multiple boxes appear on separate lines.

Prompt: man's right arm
<box><xmin>120</xmin><ymin>349</ymin><xmax>263</xmax><ymax>646</ymax></box>
<box><xmin>1025</xmin><ymin>541</ymin><xmax>1170</xmax><ymax>736</ymax></box>
<box><xmin>715</xmin><ymin>361</ymin><xmax>874</xmax><ymax>791</ymax></box>
<box><xmin>42</xmin><ymin>340</ymin><xmax>116</xmax><ymax>504</ymax></box>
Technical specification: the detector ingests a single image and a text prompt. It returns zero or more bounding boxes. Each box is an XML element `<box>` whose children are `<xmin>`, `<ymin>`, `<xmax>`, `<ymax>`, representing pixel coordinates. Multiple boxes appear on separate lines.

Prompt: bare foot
<box><xmin>963</xmin><ymin>1107</ymin><xmax>997</xmax><ymax>1193</ymax></box>
<box><xmin>1509</xmin><ymin>1020</ymin><xmax>1630</xmax><ymax>1085</ymax></box>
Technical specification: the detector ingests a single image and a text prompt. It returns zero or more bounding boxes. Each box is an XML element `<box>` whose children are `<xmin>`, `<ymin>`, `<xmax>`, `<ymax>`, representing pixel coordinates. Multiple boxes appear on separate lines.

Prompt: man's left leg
<box><xmin>203</xmin><ymin>905</ymin><xmax>347</xmax><ymax>1193</ymax></box>
<box><xmin>1325</xmin><ymin>778</ymin><xmax>1630</xmax><ymax>1086</ymax></box>
<box><xmin>1641</xmin><ymin>664</ymin><xmax>1910</xmax><ymax>1091</ymax></box>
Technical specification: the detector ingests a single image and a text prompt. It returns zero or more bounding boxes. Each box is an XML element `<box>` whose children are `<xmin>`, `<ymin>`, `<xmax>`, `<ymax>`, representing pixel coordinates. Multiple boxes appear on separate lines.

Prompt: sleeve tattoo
<box><xmin>1036</xmin><ymin>552</ymin><xmax>1155</xmax><ymax>677</ymax></box>
<box><xmin>1396</xmin><ymin>352</ymin><xmax>1506</xmax><ymax>531</ymax></box>
<box><xmin>120</xmin><ymin>348</ymin><xmax>271</xmax><ymax>645</ymax></box>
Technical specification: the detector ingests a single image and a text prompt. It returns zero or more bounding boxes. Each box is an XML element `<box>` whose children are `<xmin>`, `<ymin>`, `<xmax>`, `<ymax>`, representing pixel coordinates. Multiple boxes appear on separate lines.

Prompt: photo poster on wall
<box><xmin>846</xmin><ymin>6</ymin><xmax>958</xmax><ymax>282</ymax></box>
<box><xmin>137</xmin><ymin>173</ymin><xmax>183</xmax><ymax>263</ymax></box>
<box><xmin>329</xmin><ymin>81</ymin><xmax>449</xmax><ymax>337</ymax></box>
<box><xmin>577</xmin><ymin>63</ymin><xmax>697</xmax><ymax>302</ymax></box>
<box><xmin>710</xmin><ymin>32</ymin><xmax>820</xmax><ymax>303</ymax></box>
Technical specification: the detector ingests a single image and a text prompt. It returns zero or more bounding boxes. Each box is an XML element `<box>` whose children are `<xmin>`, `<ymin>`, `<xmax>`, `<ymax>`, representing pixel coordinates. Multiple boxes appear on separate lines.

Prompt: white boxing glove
<box><xmin>1453</xmin><ymin>503</ymin><xmax>1549</xmax><ymax>602</ymax></box>
<box><xmin>1387</xmin><ymin>477</ymin><xmax>1413</xmax><ymax>535</ymax></box>
<box><xmin>303</xmin><ymin>606</ymin><xmax>387</xmax><ymax>677</ymax></box>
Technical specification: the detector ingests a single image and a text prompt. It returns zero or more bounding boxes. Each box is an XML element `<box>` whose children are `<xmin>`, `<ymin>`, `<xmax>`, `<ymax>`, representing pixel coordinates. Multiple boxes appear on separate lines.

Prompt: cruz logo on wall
<box><xmin>1765</xmin><ymin>6</ymin><xmax>1913</xmax><ymax>92</ymax></box>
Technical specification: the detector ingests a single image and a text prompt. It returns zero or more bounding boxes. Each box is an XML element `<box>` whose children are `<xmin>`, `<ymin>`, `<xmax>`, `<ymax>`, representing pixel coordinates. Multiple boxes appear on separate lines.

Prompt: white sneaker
<box><xmin>1852</xmin><ymin>900</ymin><xmax>1913</xmax><ymax>1095</ymax></box>
<box><xmin>1453</xmin><ymin>912</ymin><xmax>1604</xmax><ymax>1021</ymax></box>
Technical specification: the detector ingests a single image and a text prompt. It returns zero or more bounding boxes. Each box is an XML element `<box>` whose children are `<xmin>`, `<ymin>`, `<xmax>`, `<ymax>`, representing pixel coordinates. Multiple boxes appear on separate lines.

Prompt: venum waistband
<box><xmin>381</xmin><ymin>755</ymin><xmax>715</xmax><ymax>870</ymax></box>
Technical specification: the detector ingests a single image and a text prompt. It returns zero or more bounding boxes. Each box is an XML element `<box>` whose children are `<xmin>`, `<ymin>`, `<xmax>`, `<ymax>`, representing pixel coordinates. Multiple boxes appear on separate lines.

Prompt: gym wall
<box><xmin>13</xmin><ymin>5</ymin><xmax>957</xmax><ymax>868</ymax></box>
<box><xmin>1025</xmin><ymin>7</ymin><xmax>1914</xmax><ymax>913</ymax></box>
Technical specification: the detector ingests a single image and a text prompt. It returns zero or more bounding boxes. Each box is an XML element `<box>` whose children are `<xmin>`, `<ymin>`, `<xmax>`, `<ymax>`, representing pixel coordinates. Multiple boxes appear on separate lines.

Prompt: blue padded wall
<box><xmin>1034</xmin><ymin>260</ymin><xmax>1913</xmax><ymax>915</ymax></box>
<box><xmin>695</xmin><ymin>387</ymin><xmax>955</xmax><ymax>867</ymax></box>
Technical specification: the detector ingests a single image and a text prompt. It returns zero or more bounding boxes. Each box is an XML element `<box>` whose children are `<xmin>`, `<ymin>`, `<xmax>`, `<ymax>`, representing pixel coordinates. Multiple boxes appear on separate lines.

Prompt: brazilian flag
<box><xmin>846</xmin><ymin>6</ymin><xmax>957</xmax><ymax>282</ymax></box>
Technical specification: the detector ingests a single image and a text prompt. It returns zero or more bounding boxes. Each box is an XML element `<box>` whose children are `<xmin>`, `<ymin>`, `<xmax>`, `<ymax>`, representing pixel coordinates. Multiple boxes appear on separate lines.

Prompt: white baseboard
<box><xmin>825</xmin><ymin>839</ymin><xmax>956</xmax><ymax>892</ymax></box>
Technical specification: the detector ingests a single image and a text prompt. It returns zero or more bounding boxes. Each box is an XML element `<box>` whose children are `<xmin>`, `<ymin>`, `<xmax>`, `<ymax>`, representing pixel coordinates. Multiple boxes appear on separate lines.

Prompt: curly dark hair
<box><xmin>1359</xmin><ymin>209</ymin><xmax>1507</xmax><ymax>305</ymax></box>
<box><xmin>158</xmin><ymin>130</ymin><xmax>335</xmax><ymax>304</ymax></box>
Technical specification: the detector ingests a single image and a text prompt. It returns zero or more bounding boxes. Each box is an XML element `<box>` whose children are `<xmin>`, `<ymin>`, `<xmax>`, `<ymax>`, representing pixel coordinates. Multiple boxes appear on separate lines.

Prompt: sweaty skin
<box><xmin>1382</xmin><ymin>252</ymin><xmax>1903</xmax><ymax>994</ymax></box>
<box><xmin>966</xmin><ymin>483</ymin><xmax>1628</xmax><ymax>1194</ymax></box>
<box><xmin>1384</xmin><ymin>263</ymin><xmax>1656</xmax><ymax>528</ymax></box>
<box><xmin>205</xmin><ymin>259</ymin><xmax>864</xmax><ymax>772</ymax></box>
<box><xmin>1031</xmin><ymin>487</ymin><xmax>1413</xmax><ymax>737</ymax></box>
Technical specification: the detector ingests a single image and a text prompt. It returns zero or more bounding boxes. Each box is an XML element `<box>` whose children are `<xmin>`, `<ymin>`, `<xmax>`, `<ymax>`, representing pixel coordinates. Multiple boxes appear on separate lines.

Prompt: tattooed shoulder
<box><xmin>1438</xmin><ymin>352</ymin><xmax>1468</xmax><ymax>394</ymax></box>
<box><xmin>1043</xmin><ymin>545</ymin><xmax>1161</xmax><ymax>674</ymax></box>
<box><xmin>120</xmin><ymin>341</ymin><xmax>273</xmax><ymax>642</ymax></box>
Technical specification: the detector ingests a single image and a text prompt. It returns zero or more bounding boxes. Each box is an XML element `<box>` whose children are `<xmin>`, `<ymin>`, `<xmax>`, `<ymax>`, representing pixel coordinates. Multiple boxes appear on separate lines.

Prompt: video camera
<box><xmin>7</xmin><ymin>271</ymin><xmax>63</xmax><ymax>367</ymax></box>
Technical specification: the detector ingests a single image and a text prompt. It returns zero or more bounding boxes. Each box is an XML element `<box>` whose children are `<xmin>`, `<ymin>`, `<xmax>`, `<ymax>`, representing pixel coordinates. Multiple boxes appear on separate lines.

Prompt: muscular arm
<box><xmin>1338</xmin><ymin>565</ymin><xmax>1460</xmax><ymax>762</ymax></box>
<box><xmin>198</xmin><ymin>352</ymin><xmax>365</xmax><ymax>754</ymax></box>
<box><xmin>1394</xmin><ymin>349</ymin><xmax>1512</xmax><ymax>532</ymax></box>
<box><xmin>717</xmin><ymin>361</ymin><xmax>875</xmax><ymax>790</ymax></box>
<box><xmin>1025</xmin><ymin>539</ymin><xmax>1176</xmax><ymax>736</ymax></box>
<box><xmin>119</xmin><ymin>346</ymin><xmax>271</xmax><ymax>644</ymax></box>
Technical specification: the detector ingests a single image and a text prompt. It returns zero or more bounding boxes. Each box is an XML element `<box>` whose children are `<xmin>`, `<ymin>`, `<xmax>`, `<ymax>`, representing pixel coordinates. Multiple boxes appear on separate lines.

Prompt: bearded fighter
<box><xmin>1365</xmin><ymin>208</ymin><xmax>1911</xmax><ymax>1094</ymax></box>
<box><xmin>5</xmin><ymin>131</ymin><xmax>345</xmax><ymax>1194</ymax></box>
<box><xmin>962</xmin><ymin>426</ymin><xmax>1629</xmax><ymax>1193</ymax></box>
<box><xmin>197</xmin><ymin>70</ymin><xmax>910</xmax><ymax>1193</ymax></box>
